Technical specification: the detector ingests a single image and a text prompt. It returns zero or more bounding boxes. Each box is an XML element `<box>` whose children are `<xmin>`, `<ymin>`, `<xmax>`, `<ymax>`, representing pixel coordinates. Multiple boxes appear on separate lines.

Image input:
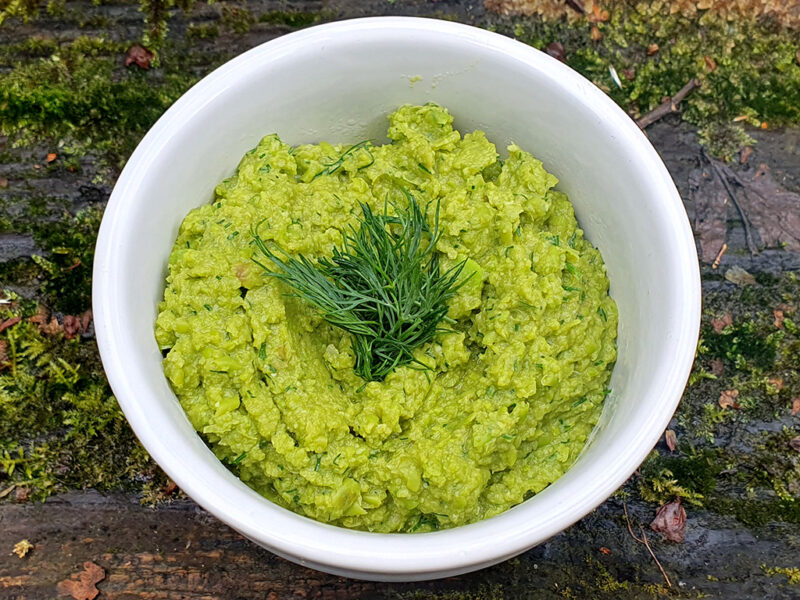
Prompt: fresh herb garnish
<box><xmin>252</xmin><ymin>191</ymin><xmax>467</xmax><ymax>382</ymax></box>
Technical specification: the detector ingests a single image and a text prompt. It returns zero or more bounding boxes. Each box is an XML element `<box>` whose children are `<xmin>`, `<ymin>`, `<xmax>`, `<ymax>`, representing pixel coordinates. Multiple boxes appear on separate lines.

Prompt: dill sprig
<box><xmin>251</xmin><ymin>191</ymin><xmax>467</xmax><ymax>382</ymax></box>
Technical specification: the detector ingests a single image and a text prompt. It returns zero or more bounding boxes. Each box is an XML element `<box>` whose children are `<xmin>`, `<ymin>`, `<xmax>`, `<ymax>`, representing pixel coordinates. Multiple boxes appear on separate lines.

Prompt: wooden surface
<box><xmin>2</xmin><ymin>1</ymin><xmax>800</xmax><ymax>598</ymax></box>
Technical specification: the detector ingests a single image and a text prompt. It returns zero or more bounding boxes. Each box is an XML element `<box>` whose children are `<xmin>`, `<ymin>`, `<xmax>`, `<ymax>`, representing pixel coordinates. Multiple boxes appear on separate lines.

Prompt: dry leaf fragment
<box><xmin>651</xmin><ymin>498</ymin><xmax>686</xmax><ymax>543</ymax></box>
<box><xmin>725</xmin><ymin>266</ymin><xmax>756</xmax><ymax>286</ymax></box>
<box><xmin>63</xmin><ymin>316</ymin><xmax>81</xmax><ymax>340</ymax></box>
<box><xmin>0</xmin><ymin>176</ymin><xmax>8</xmax><ymax>188</ymax></box>
<box><xmin>0</xmin><ymin>339</ymin><xmax>8</xmax><ymax>370</ymax></box>
<box><xmin>703</xmin><ymin>55</ymin><xmax>717</xmax><ymax>71</ymax></box>
<box><xmin>665</xmin><ymin>429</ymin><xmax>678</xmax><ymax>452</ymax></box>
<box><xmin>622</xmin><ymin>67</ymin><xmax>635</xmax><ymax>80</ymax></box>
<box><xmin>125</xmin><ymin>44</ymin><xmax>154</xmax><ymax>70</ymax></box>
<box><xmin>733</xmin><ymin>115</ymin><xmax>749</xmax><ymax>122</ymax></box>
<box><xmin>790</xmin><ymin>437</ymin><xmax>800</xmax><ymax>452</ymax></box>
<box><xmin>545</xmin><ymin>41</ymin><xmax>566</xmax><ymax>62</ymax></box>
<box><xmin>57</xmin><ymin>561</ymin><xmax>105</xmax><ymax>600</ymax></box>
<box><xmin>647</xmin><ymin>43</ymin><xmax>659</xmax><ymax>55</ymax></box>
<box><xmin>46</xmin><ymin>153</ymin><xmax>57</xmax><ymax>163</ymax></box>
<box><xmin>740</xmin><ymin>146</ymin><xmax>753</xmax><ymax>164</ymax></box>
<box><xmin>710</xmin><ymin>358</ymin><xmax>724</xmax><ymax>377</ymax></box>
<box><xmin>719</xmin><ymin>389</ymin><xmax>742</xmax><ymax>410</ymax></box>
<box><xmin>792</xmin><ymin>397</ymin><xmax>800</xmax><ymax>416</ymax></box>
<box><xmin>0</xmin><ymin>316</ymin><xmax>21</xmax><ymax>333</ymax></box>
<box><xmin>13</xmin><ymin>539</ymin><xmax>34</xmax><ymax>558</ymax></box>
<box><xmin>599</xmin><ymin>546</ymin><xmax>612</xmax><ymax>555</ymax></box>
<box><xmin>591</xmin><ymin>25</ymin><xmax>602</xmax><ymax>41</ymax></box>
<box><xmin>711</xmin><ymin>312</ymin><xmax>733</xmax><ymax>333</ymax></box>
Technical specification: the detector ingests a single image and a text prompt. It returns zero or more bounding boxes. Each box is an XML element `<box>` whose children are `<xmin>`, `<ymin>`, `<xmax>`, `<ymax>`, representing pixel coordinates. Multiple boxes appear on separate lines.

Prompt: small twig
<box><xmin>623</xmin><ymin>502</ymin><xmax>673</xmax><ymax>589</ymax></box>
<box><xmin>702</xmin><ymin>148</ymin><xmax>759</xmax><ymax>255</ymax></box>
<box><xmin>636</xmin><ymin>78</ymin><xmax>700</xmax><ymax>129</ymax></box>
<box><xmin>565</xmin><ymin>0</ymin><xmax>586</xmax><ymax>14</ymax></box>
<box><xmin>712</xmin><ymin>243</ymin><xmax>727</xmax><ymax>269</ymax></box>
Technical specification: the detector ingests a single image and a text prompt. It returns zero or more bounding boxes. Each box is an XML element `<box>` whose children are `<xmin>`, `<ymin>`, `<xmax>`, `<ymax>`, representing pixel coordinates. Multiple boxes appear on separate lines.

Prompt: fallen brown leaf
<box><xmin>14</xmin><ymin>487</ymin><xmax>30</xmax><ymax>502</ymax></box>
<box><xmin>774</xmin><ymin>309</ymin><xmax>785</xmax><ymax>329</ymax></box>
<box><xmin>29</xmin><ymin>307</ymin><xmax>63</xmax><ymax>336</ymax></box>
<box><xmin>790</xmin><ymin>437</ymin><xmax>800</xmax><ymax>452</ymax></box>
<box><xmin>57</xmin><ymin>561</ymin><xmax>105</xmax><ymax>600</ymax></box>
<box><xmin>0</xmin><ymin>316</ymin><xmax>21</xmax><ymax>334</ymax></box>
<box><xmin>125</xmin><ymin>44</ymin><xmax>154</xmax><ymax>70</ymax></box>
<box><xmin>651</xmin><ymin>498</ymin><xmax>686</xmax><ymax>543</ymax></box>
<box><xmin>711</xmin><ymin>312</ymin><xmax>733</xmax><ymax>333</ymax></box>
<box><xmin>588</xmin><ymin>2</ymin><xmax>609</xmax><ymax>22</ymax></box>
<box><xmin>647</xmin><ymin>43</ymin><xmax>659</xmax><ymax>55</ymax></box>
<box><xmin>46</xmin><ymin>152</ymin><xmax>57</xmax><ymax>163</ymax></box>
<box><xmin>13</xmin><ymin>539</ymin><xmax>34</xmax><ymax>558</ymax></box>
<box><xmin>545</xmin><ymin>41</ymin><xmax>565</xmax><ymax>62</ymax></box>
<box><xmin>725</xmin><ymin>266</ymin><xmax>756</xmax><ymax>286</ymax></box>
<box><xmin>719</xmin><ymin>389</ymin><xmax>742</xmax><ymax>410</ymax></box>
<box><xmin>590</xmin><ymin>24</ymin><xmax>602</xmax><ymax>41</ymax></box>
<box><xmin>599</xmin><ymin>546</ymin><xmax>612</xmax><ymax>555</ymax></box>
<box><xmin>665</xmin><ymin>429</ymin><xmax>678</xmax><ymax>452</ymax></box>
<box><xmin>0</xmin><ymin>176</ymin><xmax>8</xmax><ymax>188</ymax></box>
<box><xmin>703</xmin><ymin>55</ymin><xmax>717</xmax><ymax>71</ymax></box>
<box><xmin>63</xmin><ymin>315</ymin><xmax>82</xmax><ymax>340</ymax></box>
<box><xmin>622</xmin><ymin>67</ymin><xmax>635</xmax><ymax>80</ymax></box>
<box><xmin>792</xmin><ymin>397</ymin><xmax>800</xmax><ymax>416</ymax></box>
<box><xmin>81</xmin><ymin>309</ymin><xmax>93</xmax><ymax>332</ymax></box>
<box><xmin>710</xmin><ymin>358</ymin><xmax>724</xmax><ymax>377</ymax></box>
<box><xmin>740</xmin><ymin>146</ymin><xmax>753</xmax><ymax>164</ymax></box>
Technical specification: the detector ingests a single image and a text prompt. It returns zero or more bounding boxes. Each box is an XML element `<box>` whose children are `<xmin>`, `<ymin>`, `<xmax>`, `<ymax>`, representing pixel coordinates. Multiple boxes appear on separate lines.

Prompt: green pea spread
<box><xmin>155</xmin><ymin>104</ymin><xmax>618</xmax><ymax>532</ymax></box>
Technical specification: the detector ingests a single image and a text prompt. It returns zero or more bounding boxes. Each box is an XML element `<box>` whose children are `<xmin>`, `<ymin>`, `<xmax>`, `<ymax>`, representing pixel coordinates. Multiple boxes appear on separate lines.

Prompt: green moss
<box><xmin>0</xmin><ymin>290</ymin><xmax>163</xmax><ymax>502</ymax></box>
<box><xmin>186</xmin><ymin>22</ymin><xmax>219</xmax><ymax>40</ymax></box>
<box><xmin>495</xmin><ymin>2</ymin><xmax>800</xmax><ymax>156</ymax></box>
<box><xmin>635</xmin><ymin>273</ymin><xmax>800</xmax><ymax>524</ymax></box>
<box><xmin>220</xmin><ymin>2</ymin><xmax>254</xmax><ymax>35</ymax></box>
<box><xmin>30</xmin><ymin>206</ymin><xmax>102</xmax><ymax>314</ymax></box>
<box><xmin>0</xmin><ymin>0</ymin><xmax>40</xmax><ymax>25</ymax></box>
<box><xmin>763</xmin><ymin>566</ymin><xmax>800</xmax><ymax>585</ymax></box>
<box><xmin>702</xmin><ymin>320</ymin><xmax>779</xmax><ymax>370</ymax></box>
<box><xmin>0</xmin><ymin>36</ymin><xmax>197</xmax><ymax>165</ymax></box>
<box><xmin>399</xmin><ymin>588</ymin><xmax>505</xmax><ymax>600</ymax></box>
<box><xmin>638</xmin><ymin>448</ymin><xmax>720</xmax><ymax>506</ymax></box>
<box><xmin>258</xmin><ymin>10</ymin><xmax>324</xmax><ymax>28</ymax></box>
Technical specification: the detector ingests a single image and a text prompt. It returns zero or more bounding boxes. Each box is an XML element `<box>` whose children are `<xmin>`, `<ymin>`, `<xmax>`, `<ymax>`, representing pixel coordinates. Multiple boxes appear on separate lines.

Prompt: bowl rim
<box><xmin>93</xmin><ymin>16</ymin><xmax>701</xmax><ymax>578</ymax></box>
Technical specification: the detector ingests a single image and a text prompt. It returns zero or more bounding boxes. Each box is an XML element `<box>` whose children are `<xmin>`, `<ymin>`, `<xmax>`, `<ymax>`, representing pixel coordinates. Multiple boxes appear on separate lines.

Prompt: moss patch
<box><xmin>0</xmin><ymin>290</ymin><xmax>166</xmax><ymax>502</ymax></box>
<box><xmin>0</xmin><ymin>35</ymin><xmax>197</xmax><ymax>166</ymax></box>
<box><xmin>491</xmin><ymin>1</ymin><xmax>800</xmax><ymax>157</ymax></box>
<box><xmin>635</xmin><ymin>272</ymin><xmax>800</xmax><ymax>525</ymax></box>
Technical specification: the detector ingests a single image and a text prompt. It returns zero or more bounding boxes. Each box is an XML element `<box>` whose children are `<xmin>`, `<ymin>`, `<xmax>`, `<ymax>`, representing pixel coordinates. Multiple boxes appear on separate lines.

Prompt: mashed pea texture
<box><xmin>155</xmin><ymin>104</ymin><xmax>618</xmax><ymax>532</ymax></box>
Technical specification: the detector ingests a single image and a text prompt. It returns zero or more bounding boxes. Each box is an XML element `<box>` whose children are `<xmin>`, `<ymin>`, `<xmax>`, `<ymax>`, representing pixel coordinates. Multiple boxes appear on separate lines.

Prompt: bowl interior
<box><xmin>94</xmin><ymin>17</ymin><xmax>699</xmax><ymax>580</ymax></box>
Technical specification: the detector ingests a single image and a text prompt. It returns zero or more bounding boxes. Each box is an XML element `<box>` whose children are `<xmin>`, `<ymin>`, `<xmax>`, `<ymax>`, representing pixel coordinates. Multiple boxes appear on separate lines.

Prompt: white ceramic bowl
<box><xmin>93</xmin><ymin>17</ymin><xmax>700</xmax><ymax>582</ymax></box>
